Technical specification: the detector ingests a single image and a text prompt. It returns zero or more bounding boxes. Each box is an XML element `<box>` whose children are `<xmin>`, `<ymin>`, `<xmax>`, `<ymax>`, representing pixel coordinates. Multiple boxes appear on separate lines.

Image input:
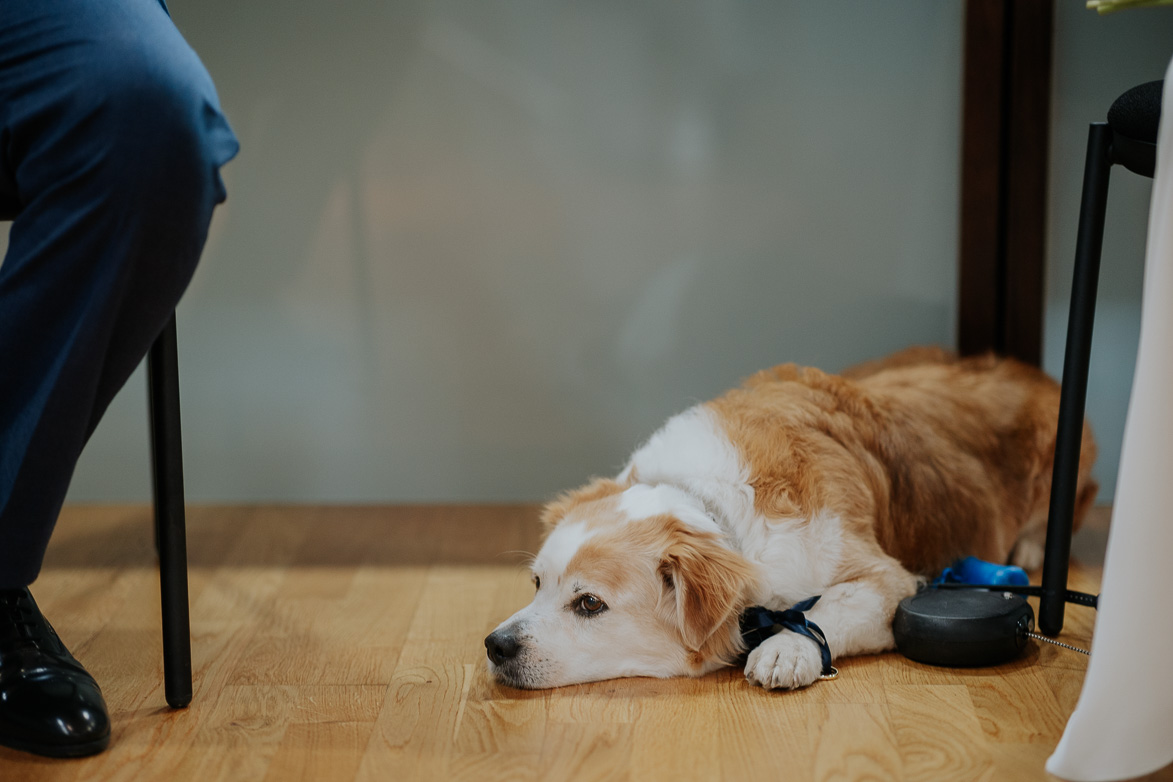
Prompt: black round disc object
<box><xmin>893</xmin><ymin>589</ymin><xmax>1035</xmax><ymax>667</ymax></box>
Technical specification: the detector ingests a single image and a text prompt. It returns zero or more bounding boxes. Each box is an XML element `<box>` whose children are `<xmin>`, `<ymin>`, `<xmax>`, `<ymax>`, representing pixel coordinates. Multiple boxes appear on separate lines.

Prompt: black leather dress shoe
<box><xmin>0</xmin><ymin>589</ymin><xmax>110</xmax><ymax>757</ymax></box>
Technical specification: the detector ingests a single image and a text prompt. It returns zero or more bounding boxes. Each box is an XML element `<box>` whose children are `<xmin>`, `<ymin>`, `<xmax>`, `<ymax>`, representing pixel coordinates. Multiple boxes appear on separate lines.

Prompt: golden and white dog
<box><xmin>485</xmin><ymin>348</ymin><xmax>1097</xmax><ymax>690</ymax></box>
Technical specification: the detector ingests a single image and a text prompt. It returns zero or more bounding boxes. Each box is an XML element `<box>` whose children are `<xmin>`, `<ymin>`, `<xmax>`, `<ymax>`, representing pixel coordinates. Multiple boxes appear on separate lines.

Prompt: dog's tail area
<box><xmin>741</xmin><ymin>346</ymin><xmax>958</xmax><ymax>391</ymax></box>
<box><xmin>840</xmin><ymin>345</ymin><xmax>958</xmax><ymax>380</ymax></box>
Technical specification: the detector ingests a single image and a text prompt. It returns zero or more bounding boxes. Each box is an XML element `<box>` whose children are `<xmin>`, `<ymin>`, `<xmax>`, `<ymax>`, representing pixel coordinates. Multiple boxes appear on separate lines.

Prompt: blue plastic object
<box><xmin>935</xmin><ymin>556</ymin><xmax>1030</xmax><ymax>587</ymax></box>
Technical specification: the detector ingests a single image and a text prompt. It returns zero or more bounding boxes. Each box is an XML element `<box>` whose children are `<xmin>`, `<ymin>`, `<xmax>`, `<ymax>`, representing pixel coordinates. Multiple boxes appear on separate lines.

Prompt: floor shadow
<box><xmin>42</xmin><ymin>505</ymin><xmax>544</xmax><ymax>569</ymax></box>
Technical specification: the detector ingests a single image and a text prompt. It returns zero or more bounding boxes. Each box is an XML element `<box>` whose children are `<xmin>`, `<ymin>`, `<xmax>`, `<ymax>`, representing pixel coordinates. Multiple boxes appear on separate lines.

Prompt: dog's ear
<box><xmin>659</xmin><ymin>526</ymin><xmax>755</xmax><ymax>652</ymax></box>
<box><xmin>540</xmin><ymin>477</ymin><xmax>625</xmax><ymax>531</ymax></box>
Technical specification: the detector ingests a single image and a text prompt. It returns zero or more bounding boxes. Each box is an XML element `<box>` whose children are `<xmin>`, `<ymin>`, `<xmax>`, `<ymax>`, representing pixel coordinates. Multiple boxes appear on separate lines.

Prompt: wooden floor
<box><xmin>0</xmin><ymin>505</ymin><xmax>1168</xmax><ymax>782</ymax></box>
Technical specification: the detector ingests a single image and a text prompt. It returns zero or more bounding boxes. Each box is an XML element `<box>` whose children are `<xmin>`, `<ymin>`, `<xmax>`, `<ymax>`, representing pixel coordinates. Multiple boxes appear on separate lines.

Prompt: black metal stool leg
<box><xmin>1039</xmin><ymin>122</ymin><xmax>1112</xmax><ymax>636</ymax></box>
<box><xmin>147</xmin><ymin>314</ymin><xmax>193</xmax><ymax>709</ymax></box>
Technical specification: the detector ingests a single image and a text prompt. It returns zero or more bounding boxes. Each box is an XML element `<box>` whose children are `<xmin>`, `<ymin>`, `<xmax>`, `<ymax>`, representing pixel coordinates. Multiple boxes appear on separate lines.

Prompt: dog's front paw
<box><xmin>744</xmin><ymin>632</ymin><xmax>823</xmax><ymax>690</ymax></box>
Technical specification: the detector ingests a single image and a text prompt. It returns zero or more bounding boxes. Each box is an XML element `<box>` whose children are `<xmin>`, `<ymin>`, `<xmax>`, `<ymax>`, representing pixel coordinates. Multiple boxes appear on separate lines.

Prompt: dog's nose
<box><xmin>485</xmin><ymin>630</ymin><xmax>522</xmax><ymax>665</ymax></box>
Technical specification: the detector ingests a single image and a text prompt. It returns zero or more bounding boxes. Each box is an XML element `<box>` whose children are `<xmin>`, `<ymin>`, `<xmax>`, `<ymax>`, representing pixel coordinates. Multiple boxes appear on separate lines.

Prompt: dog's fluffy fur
<box><xmin>485</xmin><ymin>348</ymin><xmax>1097</xmax><ymax>690</ymax></box>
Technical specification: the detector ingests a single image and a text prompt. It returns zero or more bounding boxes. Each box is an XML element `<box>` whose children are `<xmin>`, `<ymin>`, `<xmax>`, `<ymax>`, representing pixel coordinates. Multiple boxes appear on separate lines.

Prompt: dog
<box><xmin>485</xmin><ymin>347</ymin><xmax>1097</xmax><ymax>690</ymax></box>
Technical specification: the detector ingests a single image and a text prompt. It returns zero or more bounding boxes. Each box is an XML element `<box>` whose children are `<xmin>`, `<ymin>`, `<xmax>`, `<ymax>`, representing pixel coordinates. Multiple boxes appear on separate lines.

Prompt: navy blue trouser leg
<box><xmin>0</xmin><ymin>0</ymin><xmax>238</xmax><ymax>588</ymax></box>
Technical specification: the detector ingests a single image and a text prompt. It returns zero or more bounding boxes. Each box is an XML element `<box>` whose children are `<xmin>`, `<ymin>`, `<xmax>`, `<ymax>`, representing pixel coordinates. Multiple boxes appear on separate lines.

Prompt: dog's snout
<box><xmin>485</xmin><ymin>629</ymin><xmax>522</xmax><ymax>666</ymax></box>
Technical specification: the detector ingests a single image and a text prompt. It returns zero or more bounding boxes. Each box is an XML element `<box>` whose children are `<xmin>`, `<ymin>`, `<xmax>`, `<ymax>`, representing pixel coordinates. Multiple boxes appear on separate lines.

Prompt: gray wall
<box><xmin>43</xmin><ymin>0</ymin><xmax>964</xmax><ymax>503</ymax></box>
<box><xmin>11</xmin><ymin>3</ymin><xmax>1173</xmax><ymax>504</ymax></box>
<box><xmin>1045</xmin><ymin>4</ymin><xmax>1173</xmax><ymax>501</ymax></box>
<box><xmin>15</xmin><ymin>2</ymin><xmax>1171</xmax><ymax>505</ymax></box>
<box><xmin>20</xmin><ymin>2</ymin><xmax>1167</xmax><ymax>505</ymax></box>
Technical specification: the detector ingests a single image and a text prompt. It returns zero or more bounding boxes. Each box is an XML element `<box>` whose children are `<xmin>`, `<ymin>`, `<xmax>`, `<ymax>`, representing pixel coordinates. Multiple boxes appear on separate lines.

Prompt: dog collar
<box><xmin>739</xmin><ymin>596</ymin><xmax>838</xmax><ymax>680</ymax></box>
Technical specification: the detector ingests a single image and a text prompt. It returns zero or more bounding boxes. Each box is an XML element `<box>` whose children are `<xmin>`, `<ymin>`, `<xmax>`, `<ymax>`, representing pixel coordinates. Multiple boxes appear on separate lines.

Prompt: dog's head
<box><xmin>485</xmin><ymin>479</ymin><xmax>758</xmax><ymax>689</ymax></box>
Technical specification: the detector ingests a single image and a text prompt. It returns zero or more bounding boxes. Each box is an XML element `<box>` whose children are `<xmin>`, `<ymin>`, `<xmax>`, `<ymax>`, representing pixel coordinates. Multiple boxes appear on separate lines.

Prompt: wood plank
<box><xmin>886</xmin><ymin>684</ymin><xmax>993</xmax><ymax>782</ymax></box>
<box><xmin>812</xmin><ymin>703</ymin><xmax>902</xmax><ymax>782</ymax></box>
<box><xmin>355</xmin><ymin>651</ymin><xmax>473</xmax><ymax>781</ymax></box>
<box><xmin>536</xmin><ymin>722</ymin><xmax>631</xmax><ymax>782</ymax></box>
<box><xmin>264</xmin><ymin>722</ymin><xmax>376</xmax><ymax>782</ymax></box>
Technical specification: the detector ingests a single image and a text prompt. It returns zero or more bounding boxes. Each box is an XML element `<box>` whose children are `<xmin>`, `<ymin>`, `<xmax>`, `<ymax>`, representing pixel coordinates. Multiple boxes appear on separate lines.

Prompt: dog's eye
<box><xmin>574</xmin><ymin>594</ymin><xmax>607</xmax><ymax>616</ymax></box>
<box><xmin>533</xmin><ymin>575</ymin><xmax>541</xmax><ymax>591</ymax></box>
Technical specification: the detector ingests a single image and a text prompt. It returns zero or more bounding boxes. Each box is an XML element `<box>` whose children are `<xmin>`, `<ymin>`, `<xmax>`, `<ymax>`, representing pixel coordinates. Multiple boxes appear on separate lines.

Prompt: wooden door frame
<box><xmin>958</xmin><ymin>0</ymin><xmax>1053</xmax><ymax>366</ymax></box>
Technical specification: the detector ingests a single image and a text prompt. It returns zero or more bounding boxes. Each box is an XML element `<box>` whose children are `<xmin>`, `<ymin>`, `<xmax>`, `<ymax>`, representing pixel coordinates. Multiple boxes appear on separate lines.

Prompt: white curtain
<box><xmin>1047</xmin><ymin>61</ymin><xmax>1173</xmax><ymax>782</ymax></box>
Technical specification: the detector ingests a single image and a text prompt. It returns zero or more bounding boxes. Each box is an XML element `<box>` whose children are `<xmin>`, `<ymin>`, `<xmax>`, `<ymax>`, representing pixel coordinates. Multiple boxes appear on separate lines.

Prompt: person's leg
<box><xmin>0</xmin><ymin>0</ymin><xmax>238</xmax><ymax>589</ymax></box>
<box><xmin>0</xmin><ymin>0</ymin><xmax>237</xmax><ymax>757</ymax></box>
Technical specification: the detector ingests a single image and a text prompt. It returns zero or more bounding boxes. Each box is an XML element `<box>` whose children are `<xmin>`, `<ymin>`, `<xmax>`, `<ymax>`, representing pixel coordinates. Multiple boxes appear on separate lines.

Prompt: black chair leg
<box><xmin>1038</xmin><ymin>122</ymin><xmax>1112</xmax><ymax>636</ymax></box>
<box><xmin>147</xmin><ymin>314</ymin><xmax>193</xmax><ymax>709</ymax></box>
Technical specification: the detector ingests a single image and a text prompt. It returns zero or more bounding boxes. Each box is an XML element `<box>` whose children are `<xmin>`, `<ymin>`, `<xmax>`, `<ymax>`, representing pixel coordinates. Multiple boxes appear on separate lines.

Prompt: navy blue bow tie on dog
<box><xmin>739</xmin><ymin>596</ymin><xmax>838</xmax><ymax>680</ymax></box>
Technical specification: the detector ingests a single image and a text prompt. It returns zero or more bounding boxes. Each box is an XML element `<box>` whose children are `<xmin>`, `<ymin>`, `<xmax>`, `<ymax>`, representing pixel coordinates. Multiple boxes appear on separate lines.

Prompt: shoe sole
<box><xmin>0</xmin><ymin>730</ymin><xmax>110</xmax><ymax>758</ymax></box>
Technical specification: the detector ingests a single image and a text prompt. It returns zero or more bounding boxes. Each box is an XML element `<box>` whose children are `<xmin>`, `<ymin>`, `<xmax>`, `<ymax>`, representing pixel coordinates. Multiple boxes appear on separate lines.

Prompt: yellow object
<box><xmin>1088</xmin><ymin>0</ymin><xmax>1173</xmax><ymax>15</ymax></box>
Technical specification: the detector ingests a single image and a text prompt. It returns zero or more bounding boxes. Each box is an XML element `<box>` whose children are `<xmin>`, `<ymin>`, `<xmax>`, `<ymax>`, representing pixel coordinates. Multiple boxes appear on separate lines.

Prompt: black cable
<box><xmin>933</xmin><ymin>582</ymin><xmax>1099</xmax><ymax>609</ymax></box>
